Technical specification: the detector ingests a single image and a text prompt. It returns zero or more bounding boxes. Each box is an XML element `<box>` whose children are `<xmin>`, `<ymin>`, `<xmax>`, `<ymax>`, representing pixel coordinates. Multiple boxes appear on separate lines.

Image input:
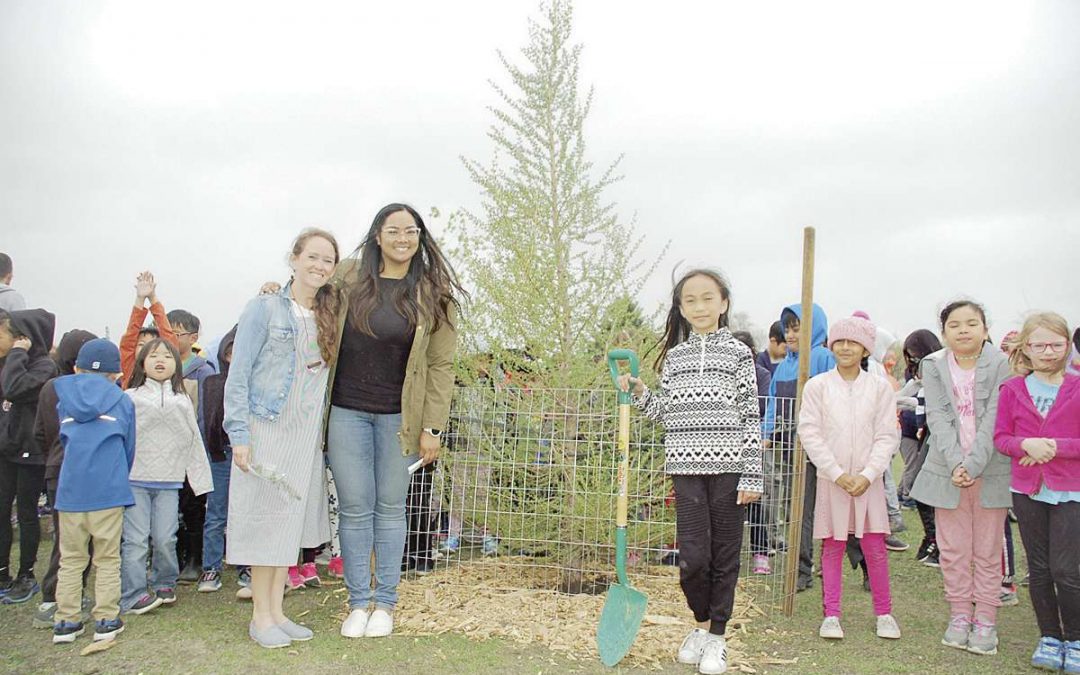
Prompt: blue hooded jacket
<box><xmin>54</xmin><ymin>373</ymin><xmax>136</xmax><ymax>512</ymax></box>
<box><xmin>763</xmin><ymin>302</ymin><xmax>836</xmax><ymax>436</ymax></box>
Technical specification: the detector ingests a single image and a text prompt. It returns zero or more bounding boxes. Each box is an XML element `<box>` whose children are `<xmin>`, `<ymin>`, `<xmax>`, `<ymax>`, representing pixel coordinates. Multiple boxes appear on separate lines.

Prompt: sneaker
<box><xmin>1064</xmin><ymin>640</ymin><xmax>1080</xmax><ymax>673</ymax></box>
<box><xmin>752</xmin><ymin>554</ymin><xmax>771</xmax><ymax>575</ymax></box>
<box><xmin>481</xmin><ymin>535</ymin><xmax>500</xmax><ymax>557</ymax></box>
<box><xmin>967</xmin><ymin>619</ymin><xmax>999</xmax><ymax>655</ymax></box>
<box><xmin>1031</xmin><ymin>636</ymin><xmax>1065</xmax><ymax>671</ymax></box>
<box><xmin>438</xmin><ymin>536</ymin><xmax>460</xmax><ymax>554</ymax></box>
<box><xmin>197</xmin><ymin>570</ymin><xmax>222</xmax><ymax>593</ymax></box>
<box><xmin>341</xmin><ymin>608</ymin><xmax>370</xmax><ymax>638</ymax></box>
<box><xmin>155</xmin><ymin>588</ymin><xmax>176</xmax><ymax>605</ymax></box>
<box><xmin>237</xmin><ymin>567</ymin><xmax>251</xmax><ymax>587</ymax></box>
<box><xmin>299</xmin><ymin>562</ymin><xmax>321</xmax><ymax>588</ymax></box>
<box><xmin>328</xmin><ymin>556</ymin><xmax>345</xmax><ymax>578</ymax></box>
<box><xmin>33</xmin><ymin>601</ymin><xmax>57</xmax><ymax>629</ymax></box>
<box><xmin>0</xmin><ymin>576</ymin><xmax>13</xmax><ymax>598</ymax></box>
<box><xmin>123</xmin><ymin>593</ymin><xmax>163</xmax><ymax>615</ymax></box>
<box><xmin>287</xmin><ymin>566</ymin><xmax>305</xmax><ymax>590</ymax></box>
<box><xmin>677</xmin><ymin>628</ymin><xmax>710</xmax><ymax>665</ymax></box>
<box><xmin>698</xmin><ymin>635</ymin><xmax>728</xmax><ymax>675</ymax></box>
<box><xmin>364</xmin><ymin>608</ymin><xmax>393</xmax><ymax>638</ymax></box>
<box><xmin>93</xmin><ymin>618</ymin><xmax>124</xmax><ymax>641</ymax></box>
<box><xmin>876</xmin><ymin>614</ymin><xmax>901</xmax><ymax>639</ymax></box>
<box><xmin>819</xmin><ymin>616</ymin><xmax>844</xmax><ymax>639</ymax></box>
<box><xmin>52</xmin><ymin>620</ymin><xmax>85</xmax><ymax>644</ymax></box>
<box><xmin>235</xmin><ymin>586</ymin><xmax>253</xmax><ymax>601</ymax></box>
<box><xmin>1021</xmin><ymin>572</ymin><xmax>1030</xmax><ymax>587</ymax></box>
<box><xmin>889</xmin><ymin>517</ymin><xmax>907</xmax><ymax>533</ymax></box>
<box><xmin>884</xmin><ymin>535</ymin><xmax>909</xmax><ymax>552</ymax></box>
<box><xmin>922</xmin><ymin>542</ymin><xmax>940</xmax><ymax>568</ymax></box>
<box><xmin>796</xmin><ymin>576</ymin><xmax>814</xmax><ymax>593</ymax></box>
<box><xmin>2</xmin><ymin>574</ymin><xmax>39</xmax><ymax>604</ymax></box>
<box><xmin>1000</xmin><ymin>588</ymin><xmax>1019</xmax><ymax>607</ymax></box>
<box><xmin>915</xmin><ymin>538</ymin><xmax>933</xmax><ymax>562</ymax></box>
<box><xmin>942</xmin><ymin>615</ymin><xmax>970</xmax><ymax>649</ymax></box>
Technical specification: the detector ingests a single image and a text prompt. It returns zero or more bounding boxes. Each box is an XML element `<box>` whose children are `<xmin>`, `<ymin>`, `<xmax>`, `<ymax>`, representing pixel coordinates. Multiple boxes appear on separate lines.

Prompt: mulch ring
<box><xmin>330</xmin><ymin>560</ymin><xmax>797</xmax><ymax>672</ymax></box>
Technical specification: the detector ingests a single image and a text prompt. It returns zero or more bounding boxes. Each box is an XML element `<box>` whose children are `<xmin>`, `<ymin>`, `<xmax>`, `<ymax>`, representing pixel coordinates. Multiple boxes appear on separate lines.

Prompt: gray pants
<box><xmin>898</xmin><ymin>436</ymin><xmax>922</xmax><ymax>498</ymax></box>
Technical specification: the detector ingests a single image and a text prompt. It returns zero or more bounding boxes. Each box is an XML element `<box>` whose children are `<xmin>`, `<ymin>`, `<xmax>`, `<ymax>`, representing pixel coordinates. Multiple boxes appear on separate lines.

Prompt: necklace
<box><xmin>954</xmin><ymin>351</ymin><xmax>982</xmax><ymax>361</ymax></box>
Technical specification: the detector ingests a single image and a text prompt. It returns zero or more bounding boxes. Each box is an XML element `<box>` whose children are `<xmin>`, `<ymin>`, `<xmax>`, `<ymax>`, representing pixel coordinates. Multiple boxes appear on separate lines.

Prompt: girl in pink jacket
<box><xmin>798</xmin><ymin>316</ymin><xmax>901</xmax><ymax>641</ymax></box>
<box><xmin>994</xmin><ymin>312</ymin><xmax>1080</xmax><ymax>673</ymax></box>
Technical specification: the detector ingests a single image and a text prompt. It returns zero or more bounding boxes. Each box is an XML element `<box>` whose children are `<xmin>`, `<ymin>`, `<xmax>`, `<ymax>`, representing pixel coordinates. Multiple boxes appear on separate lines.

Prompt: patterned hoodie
<box><xmin>633</xmin><ymin>327</ymin><xmax>763</xmax><ymax>492</ymax></box>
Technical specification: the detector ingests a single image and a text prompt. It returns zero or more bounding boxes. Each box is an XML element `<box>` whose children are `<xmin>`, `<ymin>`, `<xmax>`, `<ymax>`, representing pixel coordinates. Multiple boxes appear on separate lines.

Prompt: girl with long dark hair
<box><xmin>618</xmin><ymin>268</ymin><xmax>762</xmax><ymax>675</ymax></box>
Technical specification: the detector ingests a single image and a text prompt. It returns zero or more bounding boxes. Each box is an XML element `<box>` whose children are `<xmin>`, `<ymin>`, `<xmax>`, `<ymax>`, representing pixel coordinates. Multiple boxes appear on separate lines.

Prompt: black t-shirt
<box><xmin>331</xmin><ymin>277</ymin><xmax>416</xmax><ymax>414</ymax></box>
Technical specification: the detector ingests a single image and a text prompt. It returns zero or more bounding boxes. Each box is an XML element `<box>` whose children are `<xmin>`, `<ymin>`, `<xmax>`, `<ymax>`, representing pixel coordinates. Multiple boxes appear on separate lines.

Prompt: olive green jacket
<box><xmin>321</xmin><ymin>258</ymin><xmax>458</xmax><ymax>455</ymax></box>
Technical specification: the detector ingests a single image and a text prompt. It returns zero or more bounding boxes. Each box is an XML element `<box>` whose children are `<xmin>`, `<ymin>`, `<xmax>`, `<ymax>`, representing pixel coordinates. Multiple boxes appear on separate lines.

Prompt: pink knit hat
<box><xmin>827</xmin><ymin>316</ymin><xmax>876</xmax><ymax>354</ymax></box>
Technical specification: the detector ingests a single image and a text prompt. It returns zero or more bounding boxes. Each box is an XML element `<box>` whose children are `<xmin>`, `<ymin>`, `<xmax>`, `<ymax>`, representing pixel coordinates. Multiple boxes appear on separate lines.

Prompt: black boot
<box><xmin>178</xmin><ymin>532</ymin><xmax>202</xmax><ymax>583</ymax></box>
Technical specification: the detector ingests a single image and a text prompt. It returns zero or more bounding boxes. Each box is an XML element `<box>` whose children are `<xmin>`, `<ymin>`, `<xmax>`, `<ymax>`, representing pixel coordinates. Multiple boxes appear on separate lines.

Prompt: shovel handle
<box><xmin>607</xmin><ymin>350</ymin><xmax>640</xmax><ymax>405</ymax></box>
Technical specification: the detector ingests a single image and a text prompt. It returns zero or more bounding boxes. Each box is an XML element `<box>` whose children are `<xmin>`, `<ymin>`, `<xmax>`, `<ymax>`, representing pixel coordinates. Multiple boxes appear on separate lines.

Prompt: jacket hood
<box><xmin>780</xmin><ymin>302</ymin><xmax>829</xmax><ymax>349</ymax></box>
<box><xmin>55</xmin><ymin>329</ymin><xmax>98</xmax><ymax>375</ymax></box>
<box><xmin>182</xmin><ymin>353</ymin><xmax>210</xmax><ymax>378</ymax></box>
<box><xmin>54</xmin><ymin>373</ymin><xmax>126</xmax><ymax>423</ymax></box>
<box><xmin>216</xmin><ymin>325</ymin><xmax>237</xmax><ymax>378</ymax></box>
<box><xmin>8</xmin><ymin>308</ymin><xmax>56</xmax><ymax>359</ymax></box>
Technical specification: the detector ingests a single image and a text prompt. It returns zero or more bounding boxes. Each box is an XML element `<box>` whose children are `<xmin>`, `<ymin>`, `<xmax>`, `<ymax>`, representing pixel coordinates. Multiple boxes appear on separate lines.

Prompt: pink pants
<box><xmin>821</xmin><ymin>533</ymin><xmax>891</xmax><ymax>617</ymax></box>
<box><xmin>934</xmin><ymin>479</ymin><xmax>1008</xmax><ymax>623</ymax></box>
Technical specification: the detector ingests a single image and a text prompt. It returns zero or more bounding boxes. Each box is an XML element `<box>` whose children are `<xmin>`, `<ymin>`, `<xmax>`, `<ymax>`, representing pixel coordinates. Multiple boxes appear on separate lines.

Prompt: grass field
<box><xmin>0</xmin><ymin>477</ymin><xmax>1043</xmax><ymax>674</ymax></box>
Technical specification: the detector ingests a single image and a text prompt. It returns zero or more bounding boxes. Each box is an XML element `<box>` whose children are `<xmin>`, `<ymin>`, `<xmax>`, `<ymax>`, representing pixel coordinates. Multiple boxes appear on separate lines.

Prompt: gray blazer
<box><xmin>909</xmin><ymin>346</ymin><xmax>1013</xmax><ymax>509</ymax></box>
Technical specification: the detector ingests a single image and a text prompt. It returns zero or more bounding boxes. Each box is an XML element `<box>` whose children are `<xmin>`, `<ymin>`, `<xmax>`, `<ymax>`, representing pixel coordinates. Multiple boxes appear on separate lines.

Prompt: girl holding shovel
<box><xmin>619</xmin><ymin>268</ymin><xmax>762</xmax><ymax>675</ymax></box>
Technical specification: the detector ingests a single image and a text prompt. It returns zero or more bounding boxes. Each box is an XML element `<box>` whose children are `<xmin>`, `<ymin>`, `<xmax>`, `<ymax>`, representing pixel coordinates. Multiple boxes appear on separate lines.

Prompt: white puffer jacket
<box><xmin>126</xmin><ymin>379</ymin><xmax>213</xmax><ymax>495</ymax></box>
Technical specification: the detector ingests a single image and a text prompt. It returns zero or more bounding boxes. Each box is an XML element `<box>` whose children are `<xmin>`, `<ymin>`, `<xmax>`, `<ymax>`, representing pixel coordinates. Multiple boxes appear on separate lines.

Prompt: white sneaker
<box><xmin>819</xmin><ymin>616</ymin><xmax>844</xmax><ymax>639</ymax></box>
<box><xmin>363</xmin><ymin>608</ymin><xmax>393</xmax><ymax>638</ymax></box>
<box><xmin>698</xmin><ymin>635</ymin><xmax>728</xmax><ymax>674</ymax></box>
<box><xmin>340</xmin><ymin>609</ymin><xmax>370</xmax><ymax>638</ymax></box>
<box><xmin>876</xmin><ymin>614</ymin><xmax>901</xmax><ymax>639</ymax></box>
<box><xmin>677</xmin><ymin>628</ymin><xmax>710</xmax><ymax>664</ymax></box>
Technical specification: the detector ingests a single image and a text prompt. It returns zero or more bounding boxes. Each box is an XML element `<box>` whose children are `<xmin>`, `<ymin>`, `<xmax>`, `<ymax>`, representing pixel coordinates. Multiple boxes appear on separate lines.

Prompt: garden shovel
<box><xmin>597</xmin><ymin>349</ymin><xmax>648</xmax><ymax>667</ymax></box>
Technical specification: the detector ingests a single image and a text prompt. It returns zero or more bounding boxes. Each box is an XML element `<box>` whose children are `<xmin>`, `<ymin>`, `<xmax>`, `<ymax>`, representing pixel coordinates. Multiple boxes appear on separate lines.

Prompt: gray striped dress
<box><xmin>226</xmin><ymin>302</ymin><xmax>331</xmax><ymax>566</ymax></box>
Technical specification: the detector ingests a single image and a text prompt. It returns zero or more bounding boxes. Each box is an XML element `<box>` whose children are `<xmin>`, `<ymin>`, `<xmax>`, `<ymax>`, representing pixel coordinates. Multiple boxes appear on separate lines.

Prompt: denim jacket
<box><xmin>223</xmin><ymin>284</ymin><xmax>301</xmax><ymax>448</ymax></box>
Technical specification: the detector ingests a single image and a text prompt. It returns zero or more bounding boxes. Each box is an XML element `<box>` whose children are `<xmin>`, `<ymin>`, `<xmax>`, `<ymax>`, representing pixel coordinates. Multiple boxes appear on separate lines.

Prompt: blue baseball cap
<box><xmin>75</xmin><ymin>338</ymin><xmax>121</xmax><ymax>373</ymax></box>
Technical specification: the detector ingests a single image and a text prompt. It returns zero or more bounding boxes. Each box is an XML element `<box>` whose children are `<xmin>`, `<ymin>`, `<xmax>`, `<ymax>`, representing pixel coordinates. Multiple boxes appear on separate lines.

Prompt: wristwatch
<box><xmin>424</xmin><ymin>428</ymin><xmax>442</xmax><ymax>438</ymax></box>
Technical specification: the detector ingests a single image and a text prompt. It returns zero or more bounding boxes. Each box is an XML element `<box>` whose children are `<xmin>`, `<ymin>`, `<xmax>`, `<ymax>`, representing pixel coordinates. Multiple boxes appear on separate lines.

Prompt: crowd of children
<box><xmin>1</xmin><ymin>246</ymin><xmax>1079</xmax><ymax>673</ymax></box>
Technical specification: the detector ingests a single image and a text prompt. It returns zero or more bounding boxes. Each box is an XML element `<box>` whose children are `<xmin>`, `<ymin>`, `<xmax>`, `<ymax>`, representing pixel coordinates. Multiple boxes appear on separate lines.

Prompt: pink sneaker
<box><xmin>752</xmin><ymin>554</ymin><xmax>771</xmax><ymax>575</ymax></box>
<box><xmin>287</xmin><ymin>566</ymin><xmax>305</xmax><ymax>590</ymax></box>
<box><xmin>328</xmin><ymin>556</ymin><xmax>344</xmax><ymax>579</ymax></box>
<box><xmin>300</xmin><ymin>562</ymin><xmax>321</xmax><ymax>588</ymax></box>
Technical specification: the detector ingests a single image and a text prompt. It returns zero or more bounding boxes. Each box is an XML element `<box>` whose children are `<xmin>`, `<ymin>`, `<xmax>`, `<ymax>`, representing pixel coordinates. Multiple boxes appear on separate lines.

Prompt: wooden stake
<box><xmin>782</xmin><ymin>227</ymin><xmax>816</xmax><ymax>617</ymax></box>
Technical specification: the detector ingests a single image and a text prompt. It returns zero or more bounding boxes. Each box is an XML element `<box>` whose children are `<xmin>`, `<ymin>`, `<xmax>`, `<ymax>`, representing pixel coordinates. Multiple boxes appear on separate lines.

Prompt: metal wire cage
<box><xmin>398</xmin><ymin>385</ymin><xmax>801</xmax><ymax>614</ymax></box>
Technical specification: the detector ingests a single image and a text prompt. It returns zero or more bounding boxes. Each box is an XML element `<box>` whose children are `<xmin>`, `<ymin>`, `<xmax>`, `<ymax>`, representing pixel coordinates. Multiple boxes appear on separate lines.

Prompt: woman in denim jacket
<box><xmin>224</xmin><ymin>228</ymin><xmax>340</xmax><ymax>648</ymax></box>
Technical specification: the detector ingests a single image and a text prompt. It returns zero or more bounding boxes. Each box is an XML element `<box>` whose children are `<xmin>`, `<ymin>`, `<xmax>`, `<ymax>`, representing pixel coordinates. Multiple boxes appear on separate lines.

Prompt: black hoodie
<box><xmin>35</xmin><ymin>329</ymin><xmax>97</xmax><ymax>481</ymax></box>
<box><xmin>200</xmin><ymin>325</ymin><xmax>236</xmax><ymax>463</ymax></box>
<box><xmin>0</xmin><ymin>309</ymin><xmax>58</xmax><ymax>464</ymax></box>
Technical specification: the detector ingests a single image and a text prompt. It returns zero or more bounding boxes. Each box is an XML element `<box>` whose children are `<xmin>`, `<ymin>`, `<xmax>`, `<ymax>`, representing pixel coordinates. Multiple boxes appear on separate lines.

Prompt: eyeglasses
<box><xmin>174</xmin><ymin>331</ymin><xmax>196</xmax><ymax>338</ymax></box>
<box><xmin>381</xmin><ymin>227</ymin><xmax>421</xmax><ymax>240</ymax></box>
<box><xmin>249</xmin><ymin>463</ymin><xmax>302</xmax><ymax>501</ymax></box>
<box><xmin>1026</xmin><ymin>341</ymin><xmax>1069</xmax><ymax>354</ymax></box>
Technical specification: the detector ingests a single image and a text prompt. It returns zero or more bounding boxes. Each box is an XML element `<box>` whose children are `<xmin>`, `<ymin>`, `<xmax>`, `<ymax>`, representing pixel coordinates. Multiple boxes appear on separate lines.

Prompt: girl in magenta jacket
<box><xmin>798</xmin><ymin>316</ymin><xmax>901</xmax><ymax>642</ymax></box>
<box><xmin>994</xmin><ymin>312</ymin><xmax>1080</xmax><ymax>673</ymax></box>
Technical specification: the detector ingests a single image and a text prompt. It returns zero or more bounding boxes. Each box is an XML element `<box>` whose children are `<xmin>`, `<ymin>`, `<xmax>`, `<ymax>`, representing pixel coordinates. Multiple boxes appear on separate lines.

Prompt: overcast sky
<box><xmin>3</xmin><ymin>0</ymin><xmax>1077</xmax><ymax>350</ymax></box>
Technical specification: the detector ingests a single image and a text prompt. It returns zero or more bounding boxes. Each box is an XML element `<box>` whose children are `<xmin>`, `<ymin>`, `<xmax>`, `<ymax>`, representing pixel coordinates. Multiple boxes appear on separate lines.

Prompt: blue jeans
<box><xmin>202</xmin><ymin>451</ymin><xmax>232</xmax><ymax>571</ymax></box>
<box><xmin>120</xmin><ymin>486</ymin><xmax>179</xmax><ymax>610</ymax></box>
<box><xmin>326</xmin><ymin>406</ymin><xmax>415</xmax><ymax>609</ymax></box>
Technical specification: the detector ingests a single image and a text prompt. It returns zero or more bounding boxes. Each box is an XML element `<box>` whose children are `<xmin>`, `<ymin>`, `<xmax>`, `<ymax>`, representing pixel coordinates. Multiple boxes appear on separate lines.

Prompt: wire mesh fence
<box><xmin>396</xmin><ymin>385</ymin><xmax>802</xmax><ymax>616</ymax></box>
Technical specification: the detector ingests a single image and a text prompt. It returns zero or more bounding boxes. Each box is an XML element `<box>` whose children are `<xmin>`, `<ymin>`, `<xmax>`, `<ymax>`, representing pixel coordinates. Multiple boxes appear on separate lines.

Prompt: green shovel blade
<box><xmin>597</xmin><ymin>581</ymin><xmax>648</xmax><ymax>666</ymax></box>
